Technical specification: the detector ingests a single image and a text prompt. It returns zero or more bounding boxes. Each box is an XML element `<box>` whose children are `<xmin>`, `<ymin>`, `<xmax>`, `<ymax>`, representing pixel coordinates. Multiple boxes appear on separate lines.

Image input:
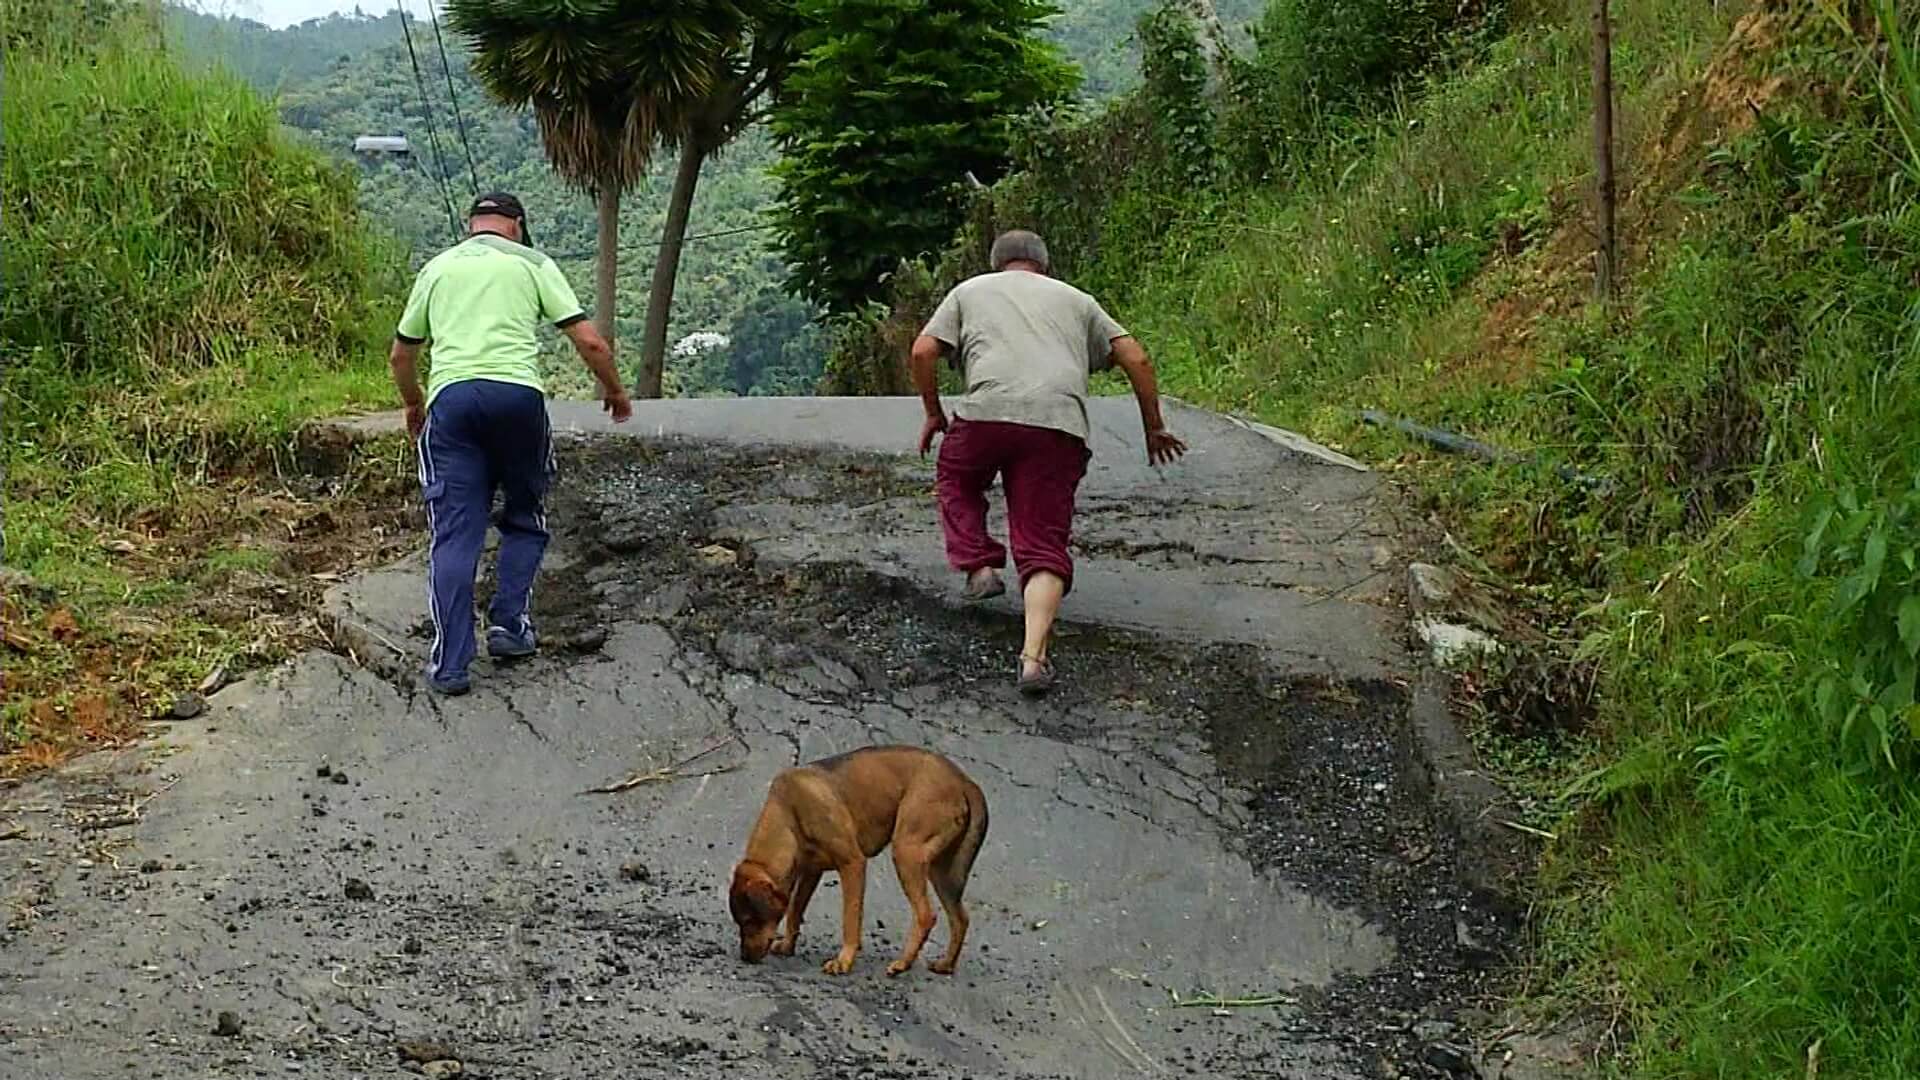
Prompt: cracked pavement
<box><xmin>0</xmin><ymin>399</ymin><xmax>1516</xmax><ymax>1079</ymax></box>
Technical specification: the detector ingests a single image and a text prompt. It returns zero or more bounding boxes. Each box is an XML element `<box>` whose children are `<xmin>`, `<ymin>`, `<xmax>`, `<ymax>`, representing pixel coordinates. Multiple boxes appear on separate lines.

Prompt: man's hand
<box><xmin>1146</xmin><ymin>426</ymin><xmax>1187</xmax><ymax>466</ymax></box>
<box><xmin>405</xmin><ymin>402</ymin><xmax>427</xmax><ymax>440</ymax></box>
<box><xmin>603</xmin><ymin>388</ymin><xmax>633</xmax><ymax>423</ymax></box>
<box><xmin>919</xmin><ymin>410</ymin><xmax>949</xmax><ymax>457</ymax></box>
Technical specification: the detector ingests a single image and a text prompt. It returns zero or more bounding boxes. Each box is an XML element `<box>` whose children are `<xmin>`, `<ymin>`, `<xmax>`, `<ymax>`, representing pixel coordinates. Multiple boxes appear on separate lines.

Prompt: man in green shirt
<box><xmin>389</xmin><ymin>193</ymin><xmax>632</xmax><ymax>696</ymax></box>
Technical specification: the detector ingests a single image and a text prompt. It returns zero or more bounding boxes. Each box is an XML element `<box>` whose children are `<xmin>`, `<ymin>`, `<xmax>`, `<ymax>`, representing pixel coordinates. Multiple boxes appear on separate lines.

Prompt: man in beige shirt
<box><xmin>910</xmin><ymin>230</ymin><xmax>1186</xmax><ymax>694</ymax></box>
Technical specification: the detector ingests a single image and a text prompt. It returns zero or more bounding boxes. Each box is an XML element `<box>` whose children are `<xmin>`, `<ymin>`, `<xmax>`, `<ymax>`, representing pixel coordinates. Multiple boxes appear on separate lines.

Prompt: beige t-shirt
<box><xmin>921</xmin><ymin>270</ymin><xmax>1128</xmax><ymax>442</ymax></box>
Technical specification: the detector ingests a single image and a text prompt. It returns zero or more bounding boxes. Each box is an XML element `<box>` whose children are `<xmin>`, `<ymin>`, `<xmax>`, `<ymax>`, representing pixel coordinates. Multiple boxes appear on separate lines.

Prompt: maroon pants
<box><xmin>936</xmin><ymin>419</ymin><xmax>1091</xmax><ymax>594</ymax></box>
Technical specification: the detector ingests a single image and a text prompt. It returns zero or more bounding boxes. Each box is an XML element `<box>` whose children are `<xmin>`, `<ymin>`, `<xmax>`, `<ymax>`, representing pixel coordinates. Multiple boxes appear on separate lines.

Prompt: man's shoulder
<box><xmin>969</xmin><ymin>270</ymin><xmax>1097</xmax><ymax>304</ymax></box>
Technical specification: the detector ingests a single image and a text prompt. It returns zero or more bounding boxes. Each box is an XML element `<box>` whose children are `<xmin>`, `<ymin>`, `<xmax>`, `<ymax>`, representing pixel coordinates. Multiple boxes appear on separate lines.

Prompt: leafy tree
<box><xmin>769</xmin><ymin>0</ymin><xmax>1078</xmax><ymax>313</ymax></box>
<box><xmin>722</xmin><ymin>290</ymin><xmax>823</xmax><ymax>395</ymax></box>
<box><xmin>446</xmin><ymin>0</ymin><xmax>746</xmax><ymax>361</ymax></box>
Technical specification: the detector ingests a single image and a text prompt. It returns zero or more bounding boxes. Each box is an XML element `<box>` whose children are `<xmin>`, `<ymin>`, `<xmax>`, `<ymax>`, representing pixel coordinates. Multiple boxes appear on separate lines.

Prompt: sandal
<box><xmin>1017</xmin><ymin>653</ymin><xmax>1056</xmax><ymax>696</ymax></box>
<box><xmin>963</xmin><ymin>570</ymin><xmax>1007</xmax><ymax>603</ymax></box>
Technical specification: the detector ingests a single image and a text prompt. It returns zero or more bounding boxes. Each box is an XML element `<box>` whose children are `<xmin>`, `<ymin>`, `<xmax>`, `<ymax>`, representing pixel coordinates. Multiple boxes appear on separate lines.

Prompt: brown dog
<box><xmin>729</xmin><ymin>745</ymin><xmax>989</xmax><ymax>976</ymax></box>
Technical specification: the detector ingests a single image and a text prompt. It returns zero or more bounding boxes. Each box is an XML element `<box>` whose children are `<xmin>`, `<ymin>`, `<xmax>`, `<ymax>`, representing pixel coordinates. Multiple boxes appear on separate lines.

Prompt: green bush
<box><xmin>1220</xmin><ymin>0</ymin><xmax>1503</xmax><ymax>181</ymax></box>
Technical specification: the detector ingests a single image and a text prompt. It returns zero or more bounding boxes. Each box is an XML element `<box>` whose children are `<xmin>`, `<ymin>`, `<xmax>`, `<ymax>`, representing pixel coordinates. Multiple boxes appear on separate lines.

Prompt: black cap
<box><xmin>469</xmin><ymin>192</ymin><xmax>532</xmax><ymax>245</ymax></box>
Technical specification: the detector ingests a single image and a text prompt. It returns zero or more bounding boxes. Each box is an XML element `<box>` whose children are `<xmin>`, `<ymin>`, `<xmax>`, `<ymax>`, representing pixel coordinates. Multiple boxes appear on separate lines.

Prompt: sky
<box><xmin>206</xmin><ymin>1</ymin><xmax>386</xmax><ymax>29</ymax></box>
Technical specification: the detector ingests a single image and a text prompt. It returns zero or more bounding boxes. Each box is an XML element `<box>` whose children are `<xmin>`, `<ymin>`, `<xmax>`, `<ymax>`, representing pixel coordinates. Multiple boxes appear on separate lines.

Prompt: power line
<box><xmin>425</xmin><ymin>0</ymin><xmax>481</xmax><ymax>197</ymax></box>
<box><xmin>396</xmin><ymin>3</ymin><xmax>460</xmax><ymax>243</ymax></box>
<box><xmin>542</xmin><ymin>222</ymin><xmax>781</xmax><ymax>262</ymax></box>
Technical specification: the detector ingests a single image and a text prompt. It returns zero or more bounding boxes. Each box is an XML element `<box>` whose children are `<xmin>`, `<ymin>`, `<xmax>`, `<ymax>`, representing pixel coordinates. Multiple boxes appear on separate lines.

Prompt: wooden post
<box><xmin>1592</xmin><ymin>0</ymin><xmax>1618</xmax><ymax>300</ymax></box>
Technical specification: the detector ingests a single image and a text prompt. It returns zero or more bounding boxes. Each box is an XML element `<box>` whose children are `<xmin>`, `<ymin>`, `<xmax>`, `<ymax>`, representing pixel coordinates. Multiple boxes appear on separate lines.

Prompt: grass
<box><xmin>983</xmin><ymin>0</ymin><xmax>1920</xmax><ymax>1075</ymax></box>
<box><xmin>1</xmin><ymin>0</ymin><xmax>409</xmax><ymax>768</ymax></box>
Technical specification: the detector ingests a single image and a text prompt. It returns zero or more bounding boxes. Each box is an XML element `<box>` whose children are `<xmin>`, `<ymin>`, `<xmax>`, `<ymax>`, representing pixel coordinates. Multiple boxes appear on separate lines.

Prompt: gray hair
<box><xmin>990</xmin><ymin>230</ymin><xmax>1050</xmax><ymax>272</ymax></box>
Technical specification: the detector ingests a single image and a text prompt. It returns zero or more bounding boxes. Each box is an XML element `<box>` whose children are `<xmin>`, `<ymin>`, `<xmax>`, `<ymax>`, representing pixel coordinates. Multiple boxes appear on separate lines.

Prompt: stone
<box><xmin>0</xmin><ymin>567</ymin><xmax>56</xmax><ymax>605</ymax></box>
<box><xmin>420</xmin><ymin>1060</ymin><xmax>463</xmax><ymax>1078</ymax></box>
<box><xmin>1406</xmin><ymin>563</ymin><xmax>1456</xmax><ymax>614</ymax></box>
<box><xmin>1416</xmin><ymin>618</ymin><xmax>1502</xmax><ymax>669</ymax></box>
<box><xmin>343</xmin><ymin>878</ymin><xmax>375</xmax><ymax>901</ymax></box>
<box><xmin>169</xmin><ymin>693</ymin><xmax>207</xmax><ymax>720</ymax></box>
<box><xmin>213</xmin><ymin>1011</ymin><xmax>243</xmax><ymax>1038</ymax></box>
<box><xmin>565</xmin><ymin>626</ymin><xmax>610</xmax><ymax>653</ymax></box>
<box><xmin>694</xmin><ymin>543</ymin><xmax>738</xmax><ymax>567</ymax></box>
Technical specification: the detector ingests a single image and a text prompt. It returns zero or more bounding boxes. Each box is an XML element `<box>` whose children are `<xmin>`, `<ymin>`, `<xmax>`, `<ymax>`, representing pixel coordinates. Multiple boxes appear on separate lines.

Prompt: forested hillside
<box><xmin>167</xmin><ymin>0</ymin><xmax>1263</xmax><ymax>397</ymax></box>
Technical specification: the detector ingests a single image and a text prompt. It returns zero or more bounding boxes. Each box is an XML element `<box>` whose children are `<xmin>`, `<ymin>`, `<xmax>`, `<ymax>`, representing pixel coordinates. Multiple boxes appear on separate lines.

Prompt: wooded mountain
<box><xmin>166</xmin><ymin>0</ymin><xmax>1258</xmax><ymax>395</ymax></box>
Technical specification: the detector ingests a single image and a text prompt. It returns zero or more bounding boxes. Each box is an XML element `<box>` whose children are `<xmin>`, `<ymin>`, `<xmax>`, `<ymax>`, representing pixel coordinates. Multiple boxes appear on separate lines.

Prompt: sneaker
<box><xmin>486</xmin><ymin>623</ymin><xmax>537</xmax><ymax>659</ymax></box>
<box><xmin>426</xmin><ymin>668</ymin><xmax>471</xmax><ymax>696</ymax></box>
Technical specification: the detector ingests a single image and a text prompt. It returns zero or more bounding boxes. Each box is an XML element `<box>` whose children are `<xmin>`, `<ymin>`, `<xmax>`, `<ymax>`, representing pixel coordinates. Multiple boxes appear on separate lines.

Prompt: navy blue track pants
<box><xmin>416</xmin><ymin>379</ymin><xmax>553</xmax><ymax>681</ymax></box>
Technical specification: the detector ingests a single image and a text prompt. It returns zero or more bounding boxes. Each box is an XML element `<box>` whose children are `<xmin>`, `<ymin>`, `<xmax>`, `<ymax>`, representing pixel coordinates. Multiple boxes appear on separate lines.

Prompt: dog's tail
<box><xmin>936</xmin><ymin>779</ymin><xmax>990</xmax><ymax>901</ymax></box>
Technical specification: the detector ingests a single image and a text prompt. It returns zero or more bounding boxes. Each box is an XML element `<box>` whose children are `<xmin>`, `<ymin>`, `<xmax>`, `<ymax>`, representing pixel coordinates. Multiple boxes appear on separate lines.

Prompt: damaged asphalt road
<box><xmin>0</xmin><ymin>398</ymin><xmax>1522</xmax><ymax>1079</ymax></box>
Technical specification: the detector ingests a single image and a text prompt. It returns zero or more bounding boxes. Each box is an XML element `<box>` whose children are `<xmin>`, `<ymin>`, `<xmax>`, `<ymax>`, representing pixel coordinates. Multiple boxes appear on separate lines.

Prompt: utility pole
<box><xmin>1592</xmin><ymin>0</ymin><xmax>1619</xmax><ymax>300</ymax></box>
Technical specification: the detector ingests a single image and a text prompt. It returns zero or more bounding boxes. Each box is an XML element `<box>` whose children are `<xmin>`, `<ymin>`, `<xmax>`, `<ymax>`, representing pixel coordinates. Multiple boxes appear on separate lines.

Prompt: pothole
<box><xmin>528</xmin><ymin>441</ymin><xmax>1519</xmax><ymax>1072</ymax></box>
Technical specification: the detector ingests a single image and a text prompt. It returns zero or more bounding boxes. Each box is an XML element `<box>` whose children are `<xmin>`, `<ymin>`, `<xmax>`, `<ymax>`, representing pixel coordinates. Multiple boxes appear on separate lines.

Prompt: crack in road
<box><xmin>1</xmin><ymin>434</ymin><xmax>1522</xmax><ymax>1080</ymax></box>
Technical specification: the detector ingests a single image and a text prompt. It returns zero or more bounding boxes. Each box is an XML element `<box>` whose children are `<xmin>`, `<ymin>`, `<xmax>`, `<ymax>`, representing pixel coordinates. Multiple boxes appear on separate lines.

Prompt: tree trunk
<box><xmin>638</xmin><ymin>140</ymin><xmax>708</xmax><ymax>399</ymax></box>
<box><xmin>594</xmin><ymin>185</ymin><xmax>620</xmax><ymax>348</ymax></box>
<box><xmin>1591</xmin><ymin>0</ymin><xmax>1618</xmax><ymax>300</ymax></box>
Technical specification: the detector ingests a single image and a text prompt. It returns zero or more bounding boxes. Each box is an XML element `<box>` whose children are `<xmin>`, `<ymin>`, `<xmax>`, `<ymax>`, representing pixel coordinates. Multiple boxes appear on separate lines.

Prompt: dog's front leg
<box><xmin>821</xmin><ymin>857</ymin><xmax>867</xmax><ymax>975</ymax></box>
<box><xmin>774</xmin><ymin>870</ymin><xmax>820</xmax><ymax>956</ymax></box>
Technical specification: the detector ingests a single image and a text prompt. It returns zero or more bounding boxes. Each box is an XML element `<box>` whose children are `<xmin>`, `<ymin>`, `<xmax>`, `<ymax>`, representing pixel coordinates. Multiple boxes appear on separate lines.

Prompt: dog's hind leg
<box><xmin>886</xmin><ymin>845</ymin><xmax>940</xmax><ymax>977</ymax></box>
<box><xmin>929</xmin><ymin>782</ymin><xmax>987</xmax><ymax>975</ymax></box>
<box><xmin>773</xmin><ymin>870</ymin><xmax>820</xmax><ymax>956</ymax></box>
<box><xmin>928</xmin><ymin>864</ymin><xmax>970</xmax><ymax>975</ymax></box>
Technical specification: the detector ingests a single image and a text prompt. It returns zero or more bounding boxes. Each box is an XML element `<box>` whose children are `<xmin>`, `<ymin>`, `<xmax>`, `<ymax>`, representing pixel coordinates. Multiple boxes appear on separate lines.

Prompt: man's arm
<box><xmin>562</xmin><ymin>321</ymin><xmax>632</xmax><ymax>422</ymax></box>
<box><xmin>910</xmin><ymin>334</ymin><xmax>950</xmax><ymax>455</ymax></box>
<box><xmin>390</xmin><ymin>338</ymin><xmax>428</xmax><ymax>438</ymax></box>
<box><xmin>1108</xmin><ymin>336</ymin><xmax>1186</xmax><ymax>465</ymax></box>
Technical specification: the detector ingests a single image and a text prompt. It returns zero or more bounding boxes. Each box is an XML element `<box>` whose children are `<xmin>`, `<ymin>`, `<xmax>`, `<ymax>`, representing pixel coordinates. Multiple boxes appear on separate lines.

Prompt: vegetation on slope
<box><xmin>165</xmin><ymin>0</ymin><xmax>1274</xmax><ymax>398</ymax></box>
<box><xmin>831</xmin><ymin>0</ymin><xmax>1920</xmax><ymax>1074</ymax></box>
<box><xmin>2</xmin><ymin>0</ymin><xmax>410</xmax><ymax>769</ymax></box>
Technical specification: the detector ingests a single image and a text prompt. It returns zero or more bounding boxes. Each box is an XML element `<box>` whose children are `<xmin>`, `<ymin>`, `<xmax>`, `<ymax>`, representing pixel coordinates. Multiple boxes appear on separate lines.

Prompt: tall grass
<box><xmin>967</xmin><ymin>0</ymin><xmax>1920</xmax><ymax>1074</ymax></box>
<box><xmin>1</xmin><ymin>0</ymin><xmax>401</xmax><ymax>757</ymax></box>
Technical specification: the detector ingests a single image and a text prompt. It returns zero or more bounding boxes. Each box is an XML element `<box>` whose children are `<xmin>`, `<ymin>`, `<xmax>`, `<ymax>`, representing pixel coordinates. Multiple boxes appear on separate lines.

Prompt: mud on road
<box><xmin>1</xmin><ymin>417</ymin><xmax>1520</xmax><ymax>1080</ymax></box>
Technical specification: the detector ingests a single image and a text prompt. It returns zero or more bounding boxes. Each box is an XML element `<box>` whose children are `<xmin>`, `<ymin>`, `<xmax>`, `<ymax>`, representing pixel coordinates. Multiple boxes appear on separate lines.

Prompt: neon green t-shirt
<box><xmin>395</xmin><ymin>232</ymin><xmax>588</xmax><ymax>405</ymax></box>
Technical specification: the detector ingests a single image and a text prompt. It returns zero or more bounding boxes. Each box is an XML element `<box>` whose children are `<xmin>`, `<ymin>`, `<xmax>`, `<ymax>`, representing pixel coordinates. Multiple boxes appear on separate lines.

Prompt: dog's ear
<box><xmin>729</xmin><ymin>865</ymin><xmax>786</xmax><ymax>924</ymax></box>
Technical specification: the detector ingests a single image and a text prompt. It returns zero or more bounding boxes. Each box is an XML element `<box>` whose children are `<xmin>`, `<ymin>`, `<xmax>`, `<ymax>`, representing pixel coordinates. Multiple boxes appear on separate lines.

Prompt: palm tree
<box><xmin>446</xmin><ymin>0</ymin><xmax>745</xmax><ymax>362</ymax></box>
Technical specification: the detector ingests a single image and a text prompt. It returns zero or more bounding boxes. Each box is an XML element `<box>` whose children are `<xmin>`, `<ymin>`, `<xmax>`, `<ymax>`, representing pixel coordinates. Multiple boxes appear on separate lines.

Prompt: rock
<box><xmin>694</xmin><ymin>543</ymin><xmax>738</xmax><ymax>568</ymax></box>
<box><xmin>1415</xmin><ymin>618</ymin><xmax>1503</xmax><ymax>670</ymax></box>
<box><xmin>716</xmin><ymin>632</ymin><xmax>770</xmax><ymax>670</ymax></box>
<box><xmin>421</xmin><ymin>1060</ymin><xmax>463</xmax><ymax>1078</ymax></box>
<box><xmin>618</xmin><ymin>860</ymin><xmax>652</xmax><ymax>884</ymax></box>
<box><xmin>0</xmin><ymin>567</ymin><xmax>56</xmax><ymax>605</ymax></box>
<box><xmin>330</xmin><ymin>770</ymin><xmax>349</xmax><ymax>785</ymax></box>
<box><xmin>1406</xmin><ymin>563</ymin><xmax>1456</xmax><ymax>614</ymax></box>
<box><xmin>213</xmin><ymin>1011</ymin><xmax>243</xmax><ymax>1038</ymax></box>
<box><xmin>403</xmin><ymin>936</ymin><xmax>424</xmax><ymax>956</ymax></box>
<box><xmin>1483</xmin><ymin>1030</ymin><xmax>1590</xmax><ymax>1080</ymax></box>
<box><xmin>343</xmin><ymin>878</ymin><xmax>375</xmax><ymax>901</ymax></box>
<box><xmin>169</xmin><ymin>693</ymin><xmax>206</xmax><ymax>720</ymax></box>
<box><xmin>1370</xmin><ymin>544</ymin><xmax>1394</xmax><ymax>571</ymax></box>
<box><xmin>139</xmin><ymin>859</ymin><xmax>163</xmax><ymax>874</ymax></box>
<box><xmin>1422</xmin><ymin>1041</ymin><xmax>1478</xmax><ymax>1077</ymax></box>
<box><xmin>811</xmin><ymin>653</ymin><xmax>862</xmax><ymax>692</ymax></box>
<box><xmin>397</xmin><ymin>1040</ymin><xmax>460</xmax><ymax>1064</ymax></box>
<box><xmin>315</xmin><ymin>764</ymin><xmax>332</xmax><ymax>778</ymax></box>
<box><xmin>1413</xmin><ymin>1019</ymin><xmax>1458</xmax><ymax>1043</ymax></box>
<box><xmin>639</xmin><ymin>580</ymin><xmax>691</xmax><ymax>618</ymax></box>
<box><xmin>602</xmin><ymin>521</ymin><xmax>651</xmax><ymax>553</ymax></box>
<box><xmin>564</xmin><ymin>626</ymin><xmax>610</xmax><ymax>653</ymax></box>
